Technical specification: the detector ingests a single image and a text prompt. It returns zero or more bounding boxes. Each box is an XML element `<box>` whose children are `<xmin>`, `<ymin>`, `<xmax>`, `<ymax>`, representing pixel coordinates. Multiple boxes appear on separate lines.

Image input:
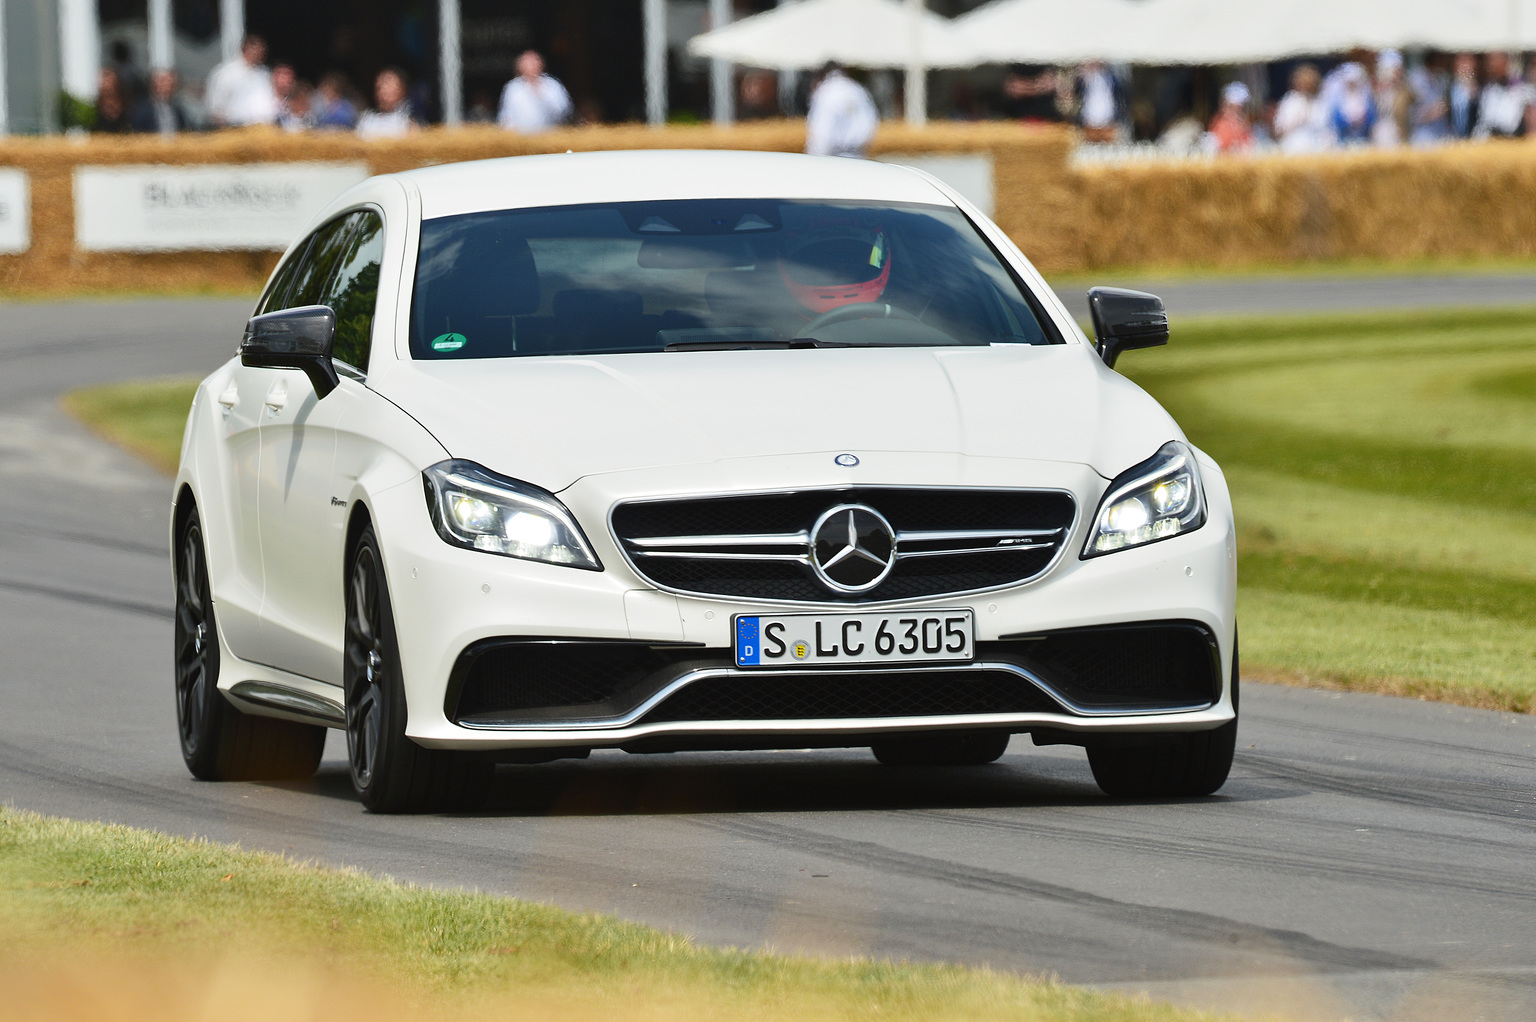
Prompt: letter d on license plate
<box><xmin>735</xmin><ymin>611</ymin><xmax>973</xmax><ymax>668</ymax></box>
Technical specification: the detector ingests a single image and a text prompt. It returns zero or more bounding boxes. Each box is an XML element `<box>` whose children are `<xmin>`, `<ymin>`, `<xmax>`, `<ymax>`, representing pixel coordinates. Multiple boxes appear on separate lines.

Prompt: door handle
<box><xmin>264</xmin><ymin>384</ymin><xmax>288</xmax><ymax>413</ymax></box>
<box><xmin>217</xmin><ymin>383</ymin><xmax>239</xmax><ymax>411</ymax></box>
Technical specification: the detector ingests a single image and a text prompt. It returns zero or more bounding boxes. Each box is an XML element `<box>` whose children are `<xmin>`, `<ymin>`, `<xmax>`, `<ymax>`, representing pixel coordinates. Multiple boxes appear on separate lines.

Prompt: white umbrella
<box><xmin>686</xmin><ymin>0</ymin><xmax>974</xmax><ymax>70</ymax></box>
<box><xmin>953</xmin><ymin>0</ymin><xmax>1148</xmax><ymax>66</ymax></box>
<box><xmin>955</xmin><ymin>0</ymin><xmax>1536</xmax><ymax>67</ymax></box>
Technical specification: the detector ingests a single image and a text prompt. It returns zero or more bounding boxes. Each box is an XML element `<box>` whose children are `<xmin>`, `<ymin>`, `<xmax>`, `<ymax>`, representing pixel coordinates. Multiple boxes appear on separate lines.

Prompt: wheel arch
<box><xmin>172</xmin><ymin>482</ymin><xmax>198</xmax><ymax>538</ymax></box>
<box><xmin>344</xmin><ymin>498</ymin><xmax>376</xmax><ymax>567</ymax></box>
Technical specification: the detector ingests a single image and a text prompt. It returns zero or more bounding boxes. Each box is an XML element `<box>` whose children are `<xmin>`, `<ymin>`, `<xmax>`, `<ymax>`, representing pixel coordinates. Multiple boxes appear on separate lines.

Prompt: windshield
<box><xmin>409</xmin><ymin>199</ymin><xmax>1057</xmax><ymax>359</ymax></box>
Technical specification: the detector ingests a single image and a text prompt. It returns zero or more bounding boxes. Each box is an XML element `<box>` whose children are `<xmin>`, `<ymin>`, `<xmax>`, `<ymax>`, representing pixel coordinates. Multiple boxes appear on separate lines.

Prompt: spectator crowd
<box><xmin>85</xmin><ymin>34</ymin><xmax>575</xmax><ymax>139</ymax></box>
<box><xmin>78</xmin><ymin>33</ymin><xmax>1536</xmax><ymax>159</ymax></box>
<box><xmin>989</xmin><ymin>49</ymin><xmax>1535</xmax><ymax>156</ymax></box>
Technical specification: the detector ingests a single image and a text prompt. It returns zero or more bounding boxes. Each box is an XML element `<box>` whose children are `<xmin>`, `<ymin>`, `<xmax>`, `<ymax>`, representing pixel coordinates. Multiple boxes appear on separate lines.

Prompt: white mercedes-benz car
<box><xmin>172</xmin><ymin>150</ymin><xmax>1237</xmax><ymax>812</ymax></box>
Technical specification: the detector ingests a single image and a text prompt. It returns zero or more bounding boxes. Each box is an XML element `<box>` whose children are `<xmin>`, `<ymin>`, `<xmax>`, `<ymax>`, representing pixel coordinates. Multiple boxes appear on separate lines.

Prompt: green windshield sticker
<box><xmin>431</xmin><ymin>332</ymin><xmax>467</xmax><ymax>352</ymax></box>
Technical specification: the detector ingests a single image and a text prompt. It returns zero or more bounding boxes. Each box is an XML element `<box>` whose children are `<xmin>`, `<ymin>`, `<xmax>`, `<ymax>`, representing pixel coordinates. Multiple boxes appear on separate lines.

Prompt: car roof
<box><xmin>396</xmin><ymin>150</ymin><xmax>956</xmax><ymax>221</ymax></box>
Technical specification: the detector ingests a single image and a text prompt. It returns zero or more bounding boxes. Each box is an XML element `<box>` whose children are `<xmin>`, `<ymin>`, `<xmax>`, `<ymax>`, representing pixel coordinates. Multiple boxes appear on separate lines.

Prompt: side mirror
<box><xmin>241</xmin><ymin>305</ymin><xmax>339</xmax><ymax>398</ymax></box>
<box><xmin>1087</xmin><ymin>287</ymin><xmax>1169</xmax><ymax>369</ymax></box>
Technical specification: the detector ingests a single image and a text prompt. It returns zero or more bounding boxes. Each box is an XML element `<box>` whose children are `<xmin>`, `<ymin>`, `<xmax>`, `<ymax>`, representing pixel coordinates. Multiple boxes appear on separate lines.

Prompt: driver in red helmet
<box><xmin>779</xmin><ymin>224</ymin><xmax>891</xmax><ymax>316</ymax></box>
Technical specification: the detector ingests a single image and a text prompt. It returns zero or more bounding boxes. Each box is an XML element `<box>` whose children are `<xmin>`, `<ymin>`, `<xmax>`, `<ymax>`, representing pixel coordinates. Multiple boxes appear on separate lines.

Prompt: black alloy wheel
<box><xmin>174</xmin><ymin>504</ymin><xmax>325</xmax><ymax>781</ymax></box>
<box><xmin>344</xmin><ymin>524</ymin><xmax>492</xmax><ymax>813</ymax></box>
<box><xmin>1086</xmin><ymin>632</ymin><xmax>1240</xmax><ymax>798</ymax></box>
<box><xmin>871</xmin><ymin>729</ymin><xmax>1011</xmax><ymax>767</ymax></box>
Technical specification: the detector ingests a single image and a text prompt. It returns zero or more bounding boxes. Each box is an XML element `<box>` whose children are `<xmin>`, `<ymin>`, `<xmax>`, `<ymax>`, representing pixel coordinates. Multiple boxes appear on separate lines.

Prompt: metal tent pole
<box><xmin>709</xmin><ymin>0</ymin><xmax>733</xmax><ymax>125</ymax></box>
<box><xmin>0</xmin><ymin>0</ymin><xmax>8</xmax><ymax>136</ymax></box>
<box><xmin>439</xmin><ymin>0</ymin><xmax>461</xmax><ymax>125</ymax></box>
<box><xmin>220</xmin><ymin>0</ymin><xmax>243</xmax><ymax>62</ymax></box>
<box><xmin>644</xmin><ymin>0</ymin><xmax>667</xmax><ymax>126</ymax></box>
<box><xmin>904</xmin><ymin>0</ymin><xmax>927</xmax><ymax>127</ymax></box>
<box><xmin>148</xmin><ymin>0</ymin><xmax>172</xmax><ymax>70</ymax></box>
<box><xmin>57</xmin><ymin>0</ymin><xmax>99</xmax><ymax>99</ymax></box>
<box><xmin>776</xmin><ymin>0</ymin><xmax>798</xmax><ymax>116</ymax></box>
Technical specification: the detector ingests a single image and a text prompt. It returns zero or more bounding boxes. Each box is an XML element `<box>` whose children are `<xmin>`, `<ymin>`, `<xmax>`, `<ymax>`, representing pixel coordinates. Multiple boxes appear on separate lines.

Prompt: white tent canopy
<box><xmin>953</xmin><ymin>0</ymin><xmax>1145</xmax><ymax>66</ymax></box>
<box><xmin>954</xmin><ymin>0</ymin><xmax>1536</xmax><ymax>66</ymax></box>
<box><xmin>686</xmin><ymin>0</ymin><xmax>975</xmax><ymax>70</ymax></box>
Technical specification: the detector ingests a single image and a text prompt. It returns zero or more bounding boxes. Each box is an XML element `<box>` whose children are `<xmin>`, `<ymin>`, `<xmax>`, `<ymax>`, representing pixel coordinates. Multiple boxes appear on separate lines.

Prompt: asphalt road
<box><xmin>2</xmin><ymin>282</ymin><xmax>1535</xmax><ymax>1022</ymax></box>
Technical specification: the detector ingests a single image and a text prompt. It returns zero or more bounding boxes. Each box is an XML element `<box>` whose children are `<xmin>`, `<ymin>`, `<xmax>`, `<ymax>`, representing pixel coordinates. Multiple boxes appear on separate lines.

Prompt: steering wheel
<box><xmin>800</xmin><ymin>302</ymin><xmax>921</xmax><ymax>335</ymax></box>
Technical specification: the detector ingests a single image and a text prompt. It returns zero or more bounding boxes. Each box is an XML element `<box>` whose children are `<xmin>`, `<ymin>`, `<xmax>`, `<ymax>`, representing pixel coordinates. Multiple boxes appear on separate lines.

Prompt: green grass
<box><xmin>0</xmin><ymin>808</ymin><xmax>1226</xmax><ymax>1022</ymax></box>
<box><xmin>1119</xmin><ymin>305</ymin><xmax>1536</xmax><ymax>711</ymax></box>
<box><xmin>1046</xmin><ymin>254</ymin><xmax>1536</xmax><ymax>293</ymax></box>
<box><xmin>61</xmin><ymin>377</ymin><xmax>200</xmax><ymax>476</ymax></box>
<box><xmin>63</xmin><ymin>307</ymin><xmax>1536</xmax><ymax>712</ymax></box>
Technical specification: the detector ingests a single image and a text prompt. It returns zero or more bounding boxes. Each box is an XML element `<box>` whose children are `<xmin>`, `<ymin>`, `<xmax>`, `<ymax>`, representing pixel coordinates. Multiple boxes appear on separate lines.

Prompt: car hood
<box><xmin>379</xmin><ymin>345</ymin><xmax>1181</xmax><ymax>492</ymax></box>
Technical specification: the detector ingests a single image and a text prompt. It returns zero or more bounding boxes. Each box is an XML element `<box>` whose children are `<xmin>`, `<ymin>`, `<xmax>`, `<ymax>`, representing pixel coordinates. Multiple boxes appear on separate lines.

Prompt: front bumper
<box><xmin>372</xmin><ymin>452</ymin><xmax>1237</xmax><ymax>750</ymax></box>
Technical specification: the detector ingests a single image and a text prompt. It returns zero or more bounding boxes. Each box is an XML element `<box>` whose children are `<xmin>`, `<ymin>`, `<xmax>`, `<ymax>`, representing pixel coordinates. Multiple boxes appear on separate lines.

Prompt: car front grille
<box><xmin>446</xmin><ymin>621</ymin><xmax>1218</xmax><ymax>727</ymax></box>
<box><xmin>610</xmin><ymin>487</ymin><xmax>1076</xmax><ymax>603</ymax></box>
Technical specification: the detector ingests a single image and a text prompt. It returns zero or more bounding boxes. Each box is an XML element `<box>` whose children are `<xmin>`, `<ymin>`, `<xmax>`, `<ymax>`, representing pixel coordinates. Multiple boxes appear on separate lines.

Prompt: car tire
<box><xmin>871</xmin><ymin>729</ymin><xmax>1011</xmax><ymax>767</ymax></box>
<box><xmin>175</xmin><ymin>505</ymin><xmax>326</xmax><ymax>781</ymax></box>
<box><xmin>1087</xmin><ymin>634</ymin><xmax>1239</xmax><ymax>798</ymax></box>
<box><xmin>344</xmin><ymin>524</ymin><xmax>493</xmax><ymax>814</ymax></box>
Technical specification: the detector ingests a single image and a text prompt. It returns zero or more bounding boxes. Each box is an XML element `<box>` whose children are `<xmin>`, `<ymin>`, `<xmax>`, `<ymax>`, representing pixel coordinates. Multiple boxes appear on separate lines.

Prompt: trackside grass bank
<box><xmin>64</xmin><ymin>306</ymin><xmax>1536</xmax><ymax>712</ymax></box>
<box><xmin>0</xmin><ymin>809</ymin><xmax>1223</xmax><ymax>1022</ymax></box>
<box><xmin>1118</xmin><ymin>305</ymin><xmax>1536</xmax><ymax>712</ymax></box>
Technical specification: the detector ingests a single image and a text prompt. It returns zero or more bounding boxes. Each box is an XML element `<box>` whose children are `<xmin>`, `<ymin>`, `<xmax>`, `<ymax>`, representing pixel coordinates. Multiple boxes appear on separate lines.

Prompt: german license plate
<box><xmin>734</xmin><ymin>611</ymin><xmax>974</xmax><ymax>668</ymax></box>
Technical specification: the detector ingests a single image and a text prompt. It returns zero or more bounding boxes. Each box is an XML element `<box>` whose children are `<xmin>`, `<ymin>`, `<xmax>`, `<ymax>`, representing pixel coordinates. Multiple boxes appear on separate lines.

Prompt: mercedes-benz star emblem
<box><xmin>810</xmin><ymin>504</ymin><xmax>896</xmax><ymax>593</ymax></box>
<box><xmin>834</xmin><ymin>453</ymin><xmax>860</xmax><ymax>468</ymax></box>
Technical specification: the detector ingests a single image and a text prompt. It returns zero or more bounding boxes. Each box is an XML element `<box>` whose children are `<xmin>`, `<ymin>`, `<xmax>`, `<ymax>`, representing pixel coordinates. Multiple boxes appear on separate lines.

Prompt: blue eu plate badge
<box><xmin>735</xmin><ymin>616</ymin><xmax>761</xmax><ymax>666</ymax></box>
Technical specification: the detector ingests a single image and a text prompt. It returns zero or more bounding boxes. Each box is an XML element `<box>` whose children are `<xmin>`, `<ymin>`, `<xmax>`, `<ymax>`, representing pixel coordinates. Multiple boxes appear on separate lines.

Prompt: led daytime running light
<box><xmin>1083</xmin><ymin>441</ymin><xmax>1206</xmax><ymax>558</ymax></box>
<box><xmin>424</xmin><ymin>460</ymin><xmax>602</xmax><ymax>570</ymax></box>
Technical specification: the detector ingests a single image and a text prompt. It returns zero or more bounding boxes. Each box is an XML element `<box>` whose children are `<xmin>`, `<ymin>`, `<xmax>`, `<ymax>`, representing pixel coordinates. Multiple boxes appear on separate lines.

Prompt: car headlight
<box><xmin>423</xmin><ymin>460</ymin><xmax>602</xmax><ymax>570</ymax></box>
<box><xmin>1083</xmin><ymin>441</ymin><xmax>1206</xmax><ymax>558</ymax></box>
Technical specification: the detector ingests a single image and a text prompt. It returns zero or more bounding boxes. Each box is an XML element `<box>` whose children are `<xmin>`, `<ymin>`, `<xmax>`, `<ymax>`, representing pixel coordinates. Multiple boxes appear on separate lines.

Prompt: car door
<box><xmin>256</xmin><ymin>210</ymin><xmax>385</xmax><ymax>683</ymax></box>
<box><xmin>211</xmin><ymin>237</ymin><xmax>311</xmax><ymax>658</ymax></box>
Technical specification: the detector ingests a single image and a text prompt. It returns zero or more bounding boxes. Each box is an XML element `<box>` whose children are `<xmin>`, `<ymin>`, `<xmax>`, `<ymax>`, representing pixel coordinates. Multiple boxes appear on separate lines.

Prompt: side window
<box><xmin>255</xmin><ymin>238</ymin><xmax>312</xmax><ymax>315</ymax></box>
<box><xmin>287</xmin><ymin>214</ymin><xmax>358</xmax><ymax>309</ymax></box>
<box><xmin>319</xmin><ymin>211</ymin><xmax>384</xmax><ymax>373</ymax></box>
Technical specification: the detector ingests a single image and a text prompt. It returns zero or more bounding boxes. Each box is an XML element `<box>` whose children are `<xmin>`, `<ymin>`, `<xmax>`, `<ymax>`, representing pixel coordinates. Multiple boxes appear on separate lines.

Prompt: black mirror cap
<box><xmin>1087</xmin><ymin>287</ymin><xmax>1169</xmax><ymax>369</ymax></box>
<box><xmin>241</xmin><ymin>305</ymin><xmax>340</xmax><ymax>398</ymax></box>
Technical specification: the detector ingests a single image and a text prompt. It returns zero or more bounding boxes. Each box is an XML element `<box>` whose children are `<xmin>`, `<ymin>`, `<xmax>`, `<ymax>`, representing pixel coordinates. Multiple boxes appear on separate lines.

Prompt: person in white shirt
<box><xmin>1474</xmin><ymin>52</ymin><xmax>1534</xmax><ymax>139</ymax></box>
<box><xmin>205</xmin><ymin>35</ymin><xmax>279</xmax><ymax>127</ymax></box>
<box><xmin>805</xmin><ymin>63</ymin><xmax>878</xmax><ymax>159</ymax></box>
<box><xmin>497</xmin><ymin>51</ymin><xmax>573</xmax><ymax>133</ymax></box>
<box><xmin>1273</xmin><ymin>63</ymin><xmax>1331</xmax><ymax>154</ymax></box>
<box><xmin>356</xmin><ymin>68</ymin><xmax>418</xmax><ymax>140</ymax></box>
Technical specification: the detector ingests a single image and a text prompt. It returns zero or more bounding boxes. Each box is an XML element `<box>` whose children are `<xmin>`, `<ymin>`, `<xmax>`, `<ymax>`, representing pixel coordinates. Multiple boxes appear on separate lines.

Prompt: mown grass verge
<box><xmin>0</xmin><ymin>807</ymin><xmax>1224</xmax><ymax>1022</ymax></box>
<box><xmin>1119</xmin><ymin>305</ymin><xmax>1536</xmax><ymax>713</ymax></box>
<box><xmin>61</xmin><ymin>376</ymin><xmax>201</xmax><ymax>476</ymax></box>
<box><xmin>63</xmin><ymin>306</ymin><xmax>1536</xmax><ymax>713</ymax></box>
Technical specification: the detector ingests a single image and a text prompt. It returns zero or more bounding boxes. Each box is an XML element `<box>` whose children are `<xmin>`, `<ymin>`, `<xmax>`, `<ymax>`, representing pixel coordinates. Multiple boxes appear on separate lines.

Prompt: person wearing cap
<box><xmin>1207</xmin><ymin>82</ymin><xmax>1254</xmax><ymax>154</ymax></box>
<box><xmin>1330</xmin><ymin>63</ymin><xmax>1378</xmax><ymax>146</ymax></box>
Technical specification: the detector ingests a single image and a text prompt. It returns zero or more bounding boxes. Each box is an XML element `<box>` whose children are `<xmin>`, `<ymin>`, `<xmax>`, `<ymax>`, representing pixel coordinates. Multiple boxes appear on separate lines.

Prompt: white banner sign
<box><xmin>0</xmin><ymin>170</ymin><xmax>30</xmax><ymax>254</ymax></box>
<box><xmin>74</xmin><ymin>162</ymin><xmax>370</xmax><ymax>252</ymax></box>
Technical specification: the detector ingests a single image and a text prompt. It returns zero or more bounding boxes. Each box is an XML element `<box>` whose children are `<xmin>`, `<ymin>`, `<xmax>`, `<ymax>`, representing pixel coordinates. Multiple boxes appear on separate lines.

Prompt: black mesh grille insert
<box><xmin>987</xmin><ymin>621</ymin><xmax>1220</xmax><ymax>708</ymax></box>
<box><xmin>451</xmin><ymin>642</ymin><xmax>703</xmax><ymax>723</ymax></box>
<box><xmin>640</xmin><ymin>669</ymin><xmax>1060</xmax><ymax>724</ymax></box>
<box><xmin>612</xmin><ymin>487</ymin><xmax>1075</xmax><ymax>603</ymax></box>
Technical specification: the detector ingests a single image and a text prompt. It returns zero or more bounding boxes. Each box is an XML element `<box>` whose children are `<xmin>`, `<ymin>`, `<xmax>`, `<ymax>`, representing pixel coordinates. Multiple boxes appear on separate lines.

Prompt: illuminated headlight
<box><xmin>423</xmin><ymin>460</ymin><xmax>601</xmax><ymax>570</ymax></box>
<box><xmin>1083</xmin><ymin>441</ymin><xmax>1206</xmax><ymax>558</ymax></box>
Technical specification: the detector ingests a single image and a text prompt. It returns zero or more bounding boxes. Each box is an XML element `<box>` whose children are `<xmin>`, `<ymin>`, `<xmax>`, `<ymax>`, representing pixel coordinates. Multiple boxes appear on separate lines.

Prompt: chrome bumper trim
<box><xmin>455</xmin><ymin>660</ymin><xmax>1213</xmax><ymax>731</ymax></box>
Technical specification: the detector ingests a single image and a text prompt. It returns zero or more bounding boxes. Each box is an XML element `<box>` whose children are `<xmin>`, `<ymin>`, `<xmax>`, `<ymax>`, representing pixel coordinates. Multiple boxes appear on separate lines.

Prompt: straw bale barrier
<box><xmin>0</xmin><ymin>121</ymin><xmax>1532</xmax><ymax>297</ymax></box>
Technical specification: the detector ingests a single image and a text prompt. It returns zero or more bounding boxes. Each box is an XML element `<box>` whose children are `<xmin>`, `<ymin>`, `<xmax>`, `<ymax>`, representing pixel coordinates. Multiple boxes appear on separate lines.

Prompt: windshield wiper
<box><xmin>663</xmin><ymin>337</ymin><xmax>823</xmax><ymax>352</ymax></box>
